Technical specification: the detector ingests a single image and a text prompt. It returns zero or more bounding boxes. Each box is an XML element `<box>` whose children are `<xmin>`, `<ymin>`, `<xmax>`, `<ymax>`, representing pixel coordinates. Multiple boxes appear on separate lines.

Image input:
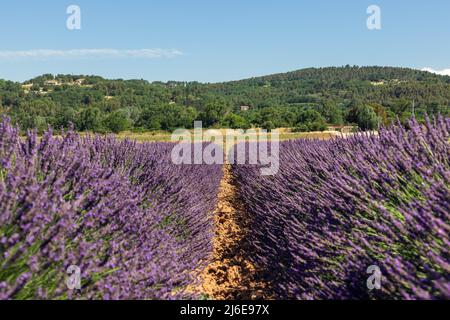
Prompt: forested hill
<box><xmin>233</xmin><ymin>66</ymin><xmax>450</xmax><ymax>83</ymax></box>
<box><xmin>207</xmin><ymin>66</ymin><xmax>450</xmax><ymax>108</ymax></box>
<box><xmin>1</xmin><ymin>66</ymin><xmax>449</xmax><ymax>133</ymax></box>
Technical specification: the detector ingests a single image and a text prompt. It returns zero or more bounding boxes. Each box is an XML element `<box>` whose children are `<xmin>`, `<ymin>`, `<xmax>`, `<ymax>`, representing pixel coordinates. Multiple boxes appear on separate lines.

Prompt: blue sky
<box><xmin>0</xmin><ymin>0</ymin><xmax>449</xmax><ymax>82</ymax></box>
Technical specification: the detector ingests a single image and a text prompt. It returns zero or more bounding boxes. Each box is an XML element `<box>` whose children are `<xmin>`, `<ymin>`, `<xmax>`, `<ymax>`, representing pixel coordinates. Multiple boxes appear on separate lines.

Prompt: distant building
<box><xmin>240</xmin><ymin>105</ymin><xmax>250</xmax><ymax>111</ymax></box>
<box><xmin>45</xmin><ymin>80</ymin><xmax>61</xmax><ymax>86</ymax></box>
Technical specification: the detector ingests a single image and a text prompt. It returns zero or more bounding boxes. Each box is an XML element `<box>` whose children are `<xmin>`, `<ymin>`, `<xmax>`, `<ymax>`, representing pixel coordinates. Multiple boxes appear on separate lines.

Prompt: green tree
<box><xmin>77</xmin><ymin>107</ymin><xmax>102</xmax><ymax>131</ymax></box>
<box><xmin>104</xmin><ymin>110</ymin><xmax>131</xmax><ymax>133</ymax></box>
<box><xmin>137</xmin><ymin>106</ymin><xmax>163</xmax><ymax>130</ymax></box>
<box><xmin>221</xmin><ymin>113</ymin><xmax>250</xmax><ymax>129</ymax></box>
<box><xmin>297</xmin><ymin>109</ymin><xmax>325</xmax><ymax>124</ymax></box>
<box><xmin>320</xmin><ymin>101</ymin><xmax>343</xmax><ymax>125</ymax></box>
<box><xmin>356</xmin><ymin>105</ymin><xmax>379</xmax><ymax>130</ymax></box>
<box><xmin>199</xmin><ymin>104</ymin><xmax>225</xmax><ymax>127</ymax></box>
<box><xmin>261</xmin><ymin>120</ymin><xmax>275</xmax><ymax>131</ymax></box>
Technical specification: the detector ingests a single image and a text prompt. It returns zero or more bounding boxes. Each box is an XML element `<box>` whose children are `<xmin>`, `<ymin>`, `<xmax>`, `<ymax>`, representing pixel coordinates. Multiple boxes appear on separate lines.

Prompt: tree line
<box><xmin>0</xmin><ymin>66</ymin><xmax>449</xmax><ymax>134</ymax></box>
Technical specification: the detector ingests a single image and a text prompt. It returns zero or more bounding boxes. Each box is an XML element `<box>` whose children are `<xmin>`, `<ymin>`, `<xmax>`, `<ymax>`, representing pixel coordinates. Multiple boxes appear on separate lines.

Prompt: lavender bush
<box><xmin>233</xmin><ymin>117</ymin><xmax>450</xmax><ymax>299</ymax></box>
<box><xmin>0</xmin><ymin>118</ymin><xmax>222</xmax><ymax>299</ymax></box>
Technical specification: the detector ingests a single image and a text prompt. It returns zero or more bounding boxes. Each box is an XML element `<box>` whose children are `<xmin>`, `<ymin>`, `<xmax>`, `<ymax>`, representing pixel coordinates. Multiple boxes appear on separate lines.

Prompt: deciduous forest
<box><xmin>1</xmin><ymin>66</ymin><xmax>449</xmax><ymax>133</ymax></box>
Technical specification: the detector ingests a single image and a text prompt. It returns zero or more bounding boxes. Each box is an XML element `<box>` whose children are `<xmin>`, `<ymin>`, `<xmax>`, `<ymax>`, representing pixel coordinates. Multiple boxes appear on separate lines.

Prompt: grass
<box><xmin>116</xmin><ymin>129</ymin><xmax>344</xmax><ymax>143</ymax></box>
<box><xmin>29</xmin><ymin>128</ymin><xmax>349</xmax><ymax>144</ymax></box>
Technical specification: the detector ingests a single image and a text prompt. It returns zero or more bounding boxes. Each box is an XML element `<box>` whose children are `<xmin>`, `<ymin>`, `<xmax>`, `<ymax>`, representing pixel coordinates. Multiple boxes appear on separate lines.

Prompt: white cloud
<box><xmin>0</xmin><ymin>49</ymin><xmax>183</xmax><ymax>60</ymax></box>
<box><xmin>421</xmin><ymin>67</ymin><xmax>450</xmax><ymax>76</ymax></box>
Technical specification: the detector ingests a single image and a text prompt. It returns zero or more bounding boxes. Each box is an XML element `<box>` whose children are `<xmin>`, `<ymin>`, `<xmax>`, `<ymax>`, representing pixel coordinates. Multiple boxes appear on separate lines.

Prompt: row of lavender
<box><xmin>233</xmin><ymin>117</ymin><xmax>450</xmax><ymax>299</ymax></box>
<box><xmin>0</xmin><ymin>118</ymin><xmax>222</xmax><ymax>299</ymax></box>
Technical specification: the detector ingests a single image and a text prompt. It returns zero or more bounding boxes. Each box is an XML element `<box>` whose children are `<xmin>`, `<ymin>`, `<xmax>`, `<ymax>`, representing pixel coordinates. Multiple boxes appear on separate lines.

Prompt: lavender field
<box><xmin>0</xmin><ymin>117</ymin><xmax>449</xmax><ymax>300</ymax></box>
<box><xmin>0</xmin><ymin>118</ymin><xmax>222</xmax><ymax>299</ymax></box>
<box><xmin>233</xmin><ymin>117</ymin><xmax>450</xmax><ymax>299</ymax></box>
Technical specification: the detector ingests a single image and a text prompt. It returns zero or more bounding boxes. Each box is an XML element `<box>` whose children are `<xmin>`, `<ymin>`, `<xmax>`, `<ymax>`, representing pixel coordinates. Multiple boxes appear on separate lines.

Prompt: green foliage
<box><xmin>221</xmin><ymin>113</ymin><xmax>250</xmax><ymax>129</ymax></box>
<box><xmin>292</xmin><ymin>109</ymin><xmax>327</xmax><ymax>132</ymax></box>
<box><xmin>104</xmin><ymin>110</ymin><xmax>131</xmax><ymax>133</ymax></box>
<box><xmin>2</xmin><ymin>67</ymin><xmax>450</xmax><ymax>133</ymax></box>
<box><xmin>292</xmin><ymin>124</ymin><xmax>310</xmax><ymax>132</ymax></box>
<box><xmin>293</xmin><ymin>121</ymin><xmax>327</xmax><ymax>132</ymax></box>
<box><xmin>78</xmin><ymin>107</ymin><xmax>103</xmax><ymax>132</ymax></box>
<box><xmin>347</xmin><ymin>101</ymin><xmax>381</xmax><ymax>130</ymax></box>
<box><xmin>297</xmin><ymin>109</ymin><xmax>325</xmax><ymax>124</ymax></box>
<box><xmin>198</xmin><ymin>98</ymin><xmax>230</xmax><ymax>127</ymax></box>
<box><xmin>357</xmin><ymin>105</ymin><xmax>380</xmax><ymax>130</ymax></box>
<box><xmin>261</xmin><ymin>120</ymin><xmax>275</xmax><ymax>131</ymax></box>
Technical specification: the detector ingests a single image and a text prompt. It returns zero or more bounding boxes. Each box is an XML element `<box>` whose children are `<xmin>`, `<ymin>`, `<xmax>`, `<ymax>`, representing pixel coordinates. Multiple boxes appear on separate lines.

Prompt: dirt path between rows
<box><xmin>197</xmin><ymin>163</ymin><xmax>268</xmax><ymax>300</ymax></box>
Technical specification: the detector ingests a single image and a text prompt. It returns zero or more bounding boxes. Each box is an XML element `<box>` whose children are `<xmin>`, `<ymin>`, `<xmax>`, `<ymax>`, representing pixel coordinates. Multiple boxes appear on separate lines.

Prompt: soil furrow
<box><xmin>198</xmin><ymin>163</ymin><xmax>268</xmax><ymax>300</ymax></box>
